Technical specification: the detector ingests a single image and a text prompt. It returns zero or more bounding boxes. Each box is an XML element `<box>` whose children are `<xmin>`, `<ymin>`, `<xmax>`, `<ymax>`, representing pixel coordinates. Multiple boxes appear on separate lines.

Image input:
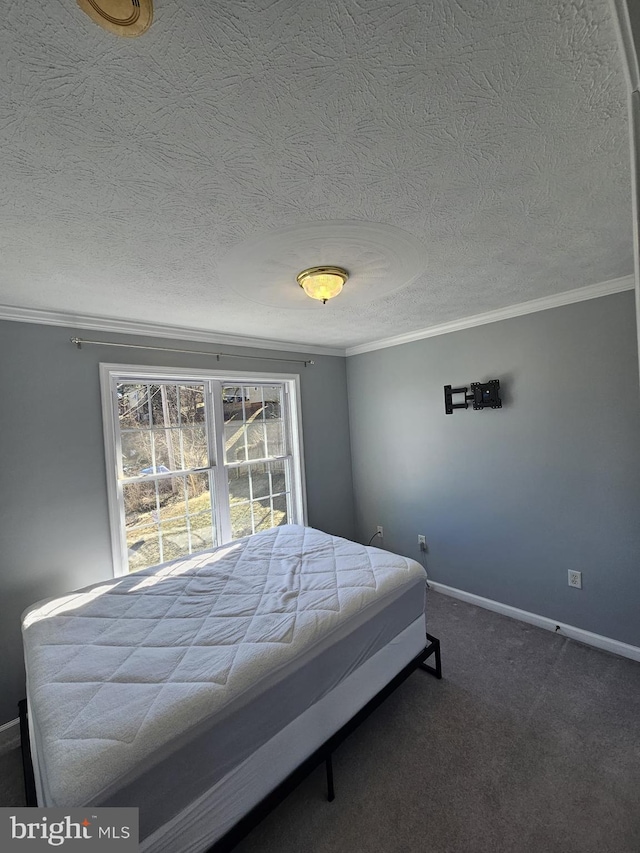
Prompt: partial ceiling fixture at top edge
<box><xmin>77</xmin><ymin>0</ymin><xmax>153</xmax><ymax>37</ymax></box>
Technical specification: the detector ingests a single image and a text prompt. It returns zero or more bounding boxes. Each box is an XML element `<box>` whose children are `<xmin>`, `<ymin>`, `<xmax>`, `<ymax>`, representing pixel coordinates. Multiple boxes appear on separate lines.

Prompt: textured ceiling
<box><xmin>0</xmin><ymin>0</ymin><xmax>633</xmax><ymax>350</ymax></box>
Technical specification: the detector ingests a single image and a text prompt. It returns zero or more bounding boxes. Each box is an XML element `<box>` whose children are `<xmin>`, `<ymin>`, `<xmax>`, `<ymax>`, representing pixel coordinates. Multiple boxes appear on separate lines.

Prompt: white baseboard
<box><xmin>429</xmin><ymin>581</ymin><xmax>640</xmax><ymax>663</ymax></box>
<box><xmin>0</xmin><ymin>718</ymin><xmax>20</xmax><ymax>754</ymax></box>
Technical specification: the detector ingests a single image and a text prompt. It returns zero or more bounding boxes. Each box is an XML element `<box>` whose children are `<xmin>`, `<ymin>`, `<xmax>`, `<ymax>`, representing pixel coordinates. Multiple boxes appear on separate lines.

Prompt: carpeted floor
<box><xmin>3</xmin><ymin>591</ymin><xmax>640</xmax><ymax>852</ymax></box>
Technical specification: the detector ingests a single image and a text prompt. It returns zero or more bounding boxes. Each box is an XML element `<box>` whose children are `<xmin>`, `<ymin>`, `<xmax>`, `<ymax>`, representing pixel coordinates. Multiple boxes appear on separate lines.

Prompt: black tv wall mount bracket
<box><xmin>444</xmin><ymin>380</ymin><xmax>502</xmax><ymax>414</ymax></box>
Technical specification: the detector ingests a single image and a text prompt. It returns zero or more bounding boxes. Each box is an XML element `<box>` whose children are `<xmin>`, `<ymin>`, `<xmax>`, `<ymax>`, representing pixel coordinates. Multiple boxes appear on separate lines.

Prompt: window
<box><xmin>100</xmin><ymin>365</ymin><xmax>307</xmax><ymax>575</ymax></box>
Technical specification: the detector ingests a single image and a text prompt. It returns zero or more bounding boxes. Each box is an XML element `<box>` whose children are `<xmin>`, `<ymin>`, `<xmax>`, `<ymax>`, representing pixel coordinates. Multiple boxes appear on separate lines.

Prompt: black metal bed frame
<box><xmin>19</xmin><ymin>633</ymin><xmax>442</xmax><ymax>853</ymax></box>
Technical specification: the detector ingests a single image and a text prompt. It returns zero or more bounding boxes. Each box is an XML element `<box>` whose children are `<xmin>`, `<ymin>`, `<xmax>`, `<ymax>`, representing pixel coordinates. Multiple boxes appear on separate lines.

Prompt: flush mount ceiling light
<box><xmin>219</xmin><ymin>220</ymin><xmax>427</xmax><ymax>310</ymax></box>
<box><xmin>77</xmin><ymin>0</ymin><xmax>153</xmax><ymax>37</ymax></box>
<box><xmin>296</xmin><ymin>266</ymin><xmax>348</xmax><ymax>304</ymax></box>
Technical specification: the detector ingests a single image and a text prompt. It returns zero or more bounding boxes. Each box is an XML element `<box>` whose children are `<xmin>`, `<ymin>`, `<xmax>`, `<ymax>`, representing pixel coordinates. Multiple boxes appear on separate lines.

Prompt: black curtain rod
<box><xmin>69</xmin><ymin>337</ymin><xmax>314</xmax><ymax>366</ymax></box>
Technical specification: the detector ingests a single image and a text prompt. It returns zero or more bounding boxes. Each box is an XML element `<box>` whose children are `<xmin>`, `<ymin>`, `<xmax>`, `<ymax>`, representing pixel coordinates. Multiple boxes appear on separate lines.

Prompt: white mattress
<box><xmin>140</xmin><ymin>617</ymin><xmax>427</xmax><ymax>853</ymax></box>
<box><xmin>22</xmin><ymin>525</ymin><xmax>426</xmax><ymax>837</ymax></box>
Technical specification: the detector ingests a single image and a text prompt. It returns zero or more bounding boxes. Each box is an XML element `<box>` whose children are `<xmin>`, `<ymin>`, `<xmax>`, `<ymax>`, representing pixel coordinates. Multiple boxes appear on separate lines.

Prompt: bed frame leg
<box><xmin>419</xmin><ymin>633</ymin><xmax>442</xmax><ymax>679</ymax></box>
<box><xmin>18</xmin><ymin>699</ymin><xmax>38</xmax><ymax>807</ymax></box>
<box><xmin>325</xmin><ymin>753</ymin><xmax>335</xmax><ymax>802</ymax></box>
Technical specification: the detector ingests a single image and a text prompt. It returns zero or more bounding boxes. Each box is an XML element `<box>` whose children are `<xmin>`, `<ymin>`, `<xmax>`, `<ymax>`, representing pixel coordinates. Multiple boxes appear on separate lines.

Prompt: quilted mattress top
<box><xmin>22</xmin><ymin>525</ymin><xmax>426</xmax><ymax>806</ymax></box>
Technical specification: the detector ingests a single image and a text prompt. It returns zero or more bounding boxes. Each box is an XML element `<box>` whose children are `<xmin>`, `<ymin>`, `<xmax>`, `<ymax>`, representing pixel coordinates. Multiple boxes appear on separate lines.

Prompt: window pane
<box><xmin>230</xmin><ymin>503</ymin><xmax>253</xmax><ymax>540</ymax></box>
<box><xmin>146</xmin><ymin>385</ymin><xmax>170</xmax><ymax>428</ymax></box>
<box><xmin>228</xmin><ymin>461</ymin><xmax>289</xmax><ymax>504</ymax></box>
<box><xmin>186</xmin><ymin>472</ymin><xmax>213</xmax><ymax>514</ymax></box>
<box><xmin>118</xmin><ymin>384</ymin><xmax>151</xmax><ymax>429</ymax></box>
<box><xmin>252</xmin><ymin>500</ymin><xmax>273</xmax><ymax>533</ymax></box>
<box><xmin>124</xmin><ymin>477</ymin><xmax>184</xmax><ymax>524</ymax></box>
<box><xmin>123</xmin><ymin>474</ymin><xmax>215</xmax><ymax>571</ymax></box>
<box><xmin>262</xmin><ymin>386</ymin><xmax>285</xmax><ymax>456</ymax></box>
<box><xmin>272</xmin><ymin>493</ymin><xmax>289</xmax><ymax>525</ymax></box>
<box><xmin>223</xmin><ymin>388</ymin><xmax>247</xmax><ymax>463</ymax></box>
<box><xmin>179</xmin><ymin>386</ymin><xmax>205</xmax><ymax>425</ymax></box>
<box><xmin>189</xmin><ymin>511</ymin><xmax>215</xmax><ymax>552</ymax></box>
<box><xmin>122</xmin><ymin>426</ymin><xmax>208</xmax><ymax>476</ymax></box>
<box><xmin>271</xmin><ymin>463</ymin><xmax>287</xmax><ymax>496</ymax></box>
<box><xmin>222</xmin><ymin>385</ymin><xmax>285</xmax><ymax>463</ymax></box>
<box><xmin>143</xmin><ymin>427</ymin><xmax>208</xmax><ymax>473</ymax></box>
<box><xmin>228</xmin><ymin>465</ymin><xmax>251</xmax><ymax>504</ymax></box>
<box><xmin>262</xmin><ymin>386</ymin><xmax>282</xmax><ymax>419</ymax></box>
<box><xmin>121</xmin><ymin>430</ymin><xmax>153</xmax><ymax>476</ymax></box>
<box><xmin>252</xmin><ymin>494</ymin><xmax>290</xmax><ymax>534</ymax></box>
<box><xmin>227</xmin><ymin>460</ymin><xmax>291</xmax><ymax>540</ymax></box>
<box><xmin>159</xmin><ymin>385</ymin><xmax>178</xmax><ymax>427</ymax></box>
<box><xmin>249</xmin><ymin>465</ymin><xmax>273</xmax><ymax>500</ymax></box>
<box><xmin>225</xmin><ymin>424</ymin><xmax>246</xmax><ymax>463</ymax></box>
<box><xmin>222</xmin><ymin>386</ymin><xmax>247</xmax><ymax>417</ymax></box>
<box><xmin>123</xmin><ymin>480</ymin><xmax>160</xmax><ymax>528</ymax></box>
<box><xmin>160</xmin><ymin>477</ymin><xmax>214</xmax><ymax>564</ymax></box>
<box><xmin>245</xmin><ymin>421</ymin><xmax>266</xmax><ymax>461</ymax></box>
<box><xmin>180</xmin><ymin>425</ymin><xmax>209</xmax><ymax>469</ymax></box>
<box><xmin>265</xmin><ymin>419</ymin><xmax>285</xmax><ymax>457</ymax></box>
<box><xmin>127</xmin><ymin>525</ymin><xmax>161</xmax><ymax>573</ymax></box>
<box><xmin>158</xmin><ymin>478</ymin><xmax>188</xmax><ymax>520</ymax></box>
<box><xmin>159</xmin><ymin>534</ymin><xmax>186</xmax><ymax>564</ymax></box>
<box><xmin>148</xmin><ymin>384</ymin><xmax>206</xmax><ymax>427</ymax></box>
<box><xmin>150</xmin><ymin>429</ymin><xmax>180</xmax><ymax>472</ymax></box>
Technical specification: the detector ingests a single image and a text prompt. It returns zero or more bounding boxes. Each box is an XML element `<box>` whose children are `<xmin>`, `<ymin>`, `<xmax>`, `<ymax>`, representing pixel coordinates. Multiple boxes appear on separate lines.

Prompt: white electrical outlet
<box><xmin>377</xmin><ymin>525</ymin><xmax>384</xmax><ymax>539</ymax></box>
<box><xmin>568</xmin><ymin>570</ymin><xmax>582</xmax><ymax>589</ymax></box>
<box><xmin>418</xmin><ymin>534</ymin><xmax>426</xmax><ymax>551</ymax></box>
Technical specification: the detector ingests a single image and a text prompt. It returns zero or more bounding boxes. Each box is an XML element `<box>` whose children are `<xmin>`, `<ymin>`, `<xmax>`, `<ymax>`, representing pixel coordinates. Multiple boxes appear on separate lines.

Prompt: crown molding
<box><xmin>345</xmin><ymin>275</ymin><xmax>635</xmax><ymax>357</ymax></box>
<box><xmin>0</xmin><ymin>304</ymin><xmax>346</xmax><ymax>358</ymax></box>
<box><xmin>0</xmin><ymin>274</ymin><xmax>633</xmax><ymax>360</ymax></box>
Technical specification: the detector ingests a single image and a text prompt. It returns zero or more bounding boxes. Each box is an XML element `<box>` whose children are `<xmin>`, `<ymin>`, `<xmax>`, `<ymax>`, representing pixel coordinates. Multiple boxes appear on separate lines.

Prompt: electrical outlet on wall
<box><xmin>377</xmin><ymin>525</ymin><xmax>384</xmax><ymax>539</ymax></box>
<box><xmin>418</xmin><ymin>534</ymin><xmax>426</xmax><ymax>552</ymax></box>
<box><xmin>568</xmin><ymin>570</ymin><xmax>582</xmax><ymax>589</ymax></box>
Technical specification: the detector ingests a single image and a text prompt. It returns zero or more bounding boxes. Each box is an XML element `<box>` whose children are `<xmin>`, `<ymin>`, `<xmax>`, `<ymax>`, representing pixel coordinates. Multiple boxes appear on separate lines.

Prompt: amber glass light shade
<box><xmin>296</xmin><ymin>266</ymin><xmax>348</xmax><ymax>304</ymax></box>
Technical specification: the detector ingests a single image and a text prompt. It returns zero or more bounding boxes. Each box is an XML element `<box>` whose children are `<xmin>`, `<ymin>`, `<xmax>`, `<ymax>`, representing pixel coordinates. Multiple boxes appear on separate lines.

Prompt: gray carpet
<box><xmin>0</xmin><ymin>742</ymin><xmax>26</xmax><ymax>808</ymax></box>
<box><xmin>2</xmin><ymin>591</ymin><xmax>640</xmax><ymax>852</ymax></box>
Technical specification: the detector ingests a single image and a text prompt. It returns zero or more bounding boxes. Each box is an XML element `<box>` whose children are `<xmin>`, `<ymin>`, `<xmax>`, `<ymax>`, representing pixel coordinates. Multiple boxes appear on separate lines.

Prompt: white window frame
<box><xmin>100</xmin><ymin>363</ymin><xmax>308</xmax><ymax>577</ymax></box>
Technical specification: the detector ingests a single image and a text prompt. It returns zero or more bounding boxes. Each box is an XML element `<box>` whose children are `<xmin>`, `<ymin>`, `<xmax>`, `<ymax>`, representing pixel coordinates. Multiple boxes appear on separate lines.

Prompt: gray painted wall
<box><xmin>0</xmin><ymin>321</ymin><xmax>354</xmax><ymax>725</ymax></box>
<box><xmin>347</xmin><ymin>291</ymin><xmax>640</xmax><ymax>646</ymax></box>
